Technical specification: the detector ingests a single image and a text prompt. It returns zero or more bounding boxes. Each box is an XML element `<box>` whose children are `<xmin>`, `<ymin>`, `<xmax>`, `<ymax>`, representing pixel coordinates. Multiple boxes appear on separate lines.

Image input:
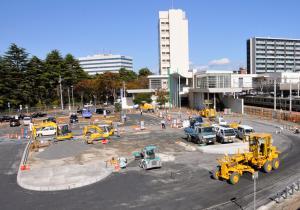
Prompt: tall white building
<box><xmin>78</xmin><ymin>54</ymin><xmax>133</xmax><ymax>75</ymax></box>
<box><xmin>158</xmin><ymin>9</ymin><xmax>190</xmax><ymax>78</ymax></box>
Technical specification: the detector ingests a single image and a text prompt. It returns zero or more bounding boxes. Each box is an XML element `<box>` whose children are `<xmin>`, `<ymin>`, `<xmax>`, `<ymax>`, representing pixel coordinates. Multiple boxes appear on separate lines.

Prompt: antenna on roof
<box><xmin>171</xmin><ymin>0</ymin><xmax>174</xmax><ymax>9</ymax></box>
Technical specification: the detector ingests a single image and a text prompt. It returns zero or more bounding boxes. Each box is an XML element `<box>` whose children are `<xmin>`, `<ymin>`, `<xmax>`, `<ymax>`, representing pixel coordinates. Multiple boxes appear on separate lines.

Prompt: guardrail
<box><xmin>271</xmin><ymin>179</ymin><xmax>300</xmax><ymax>203</ymax></box>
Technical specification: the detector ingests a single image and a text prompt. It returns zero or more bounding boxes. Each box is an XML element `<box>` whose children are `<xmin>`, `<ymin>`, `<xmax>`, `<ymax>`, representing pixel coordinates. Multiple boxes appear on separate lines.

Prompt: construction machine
<box><xmin>134</xmin><ymin>145</ymin><xmax>162</xmax><ymax>170</ymax></box>
<box><xmin>200</xmin><ymin>108</ymin><xmax>216</xmax><ymax>118</ymax></box>
<box><xmin>83</xmin><ymin>125</ymin><xmax>109</xmax><ymax>144</ymax></box>
<box><xmin>140</xmin><ymin>103</ymin><xmax>154</xmax><ymax>112</ymax></box>
<box><xmin>32</xmin><ymin>122</ymin><xmax>73</xmax><ymax>140</ymax></box>
<box><xmin>212</xmin><ymin>133</ymin><xmax>280</xmax><ymax>184</ymax></box>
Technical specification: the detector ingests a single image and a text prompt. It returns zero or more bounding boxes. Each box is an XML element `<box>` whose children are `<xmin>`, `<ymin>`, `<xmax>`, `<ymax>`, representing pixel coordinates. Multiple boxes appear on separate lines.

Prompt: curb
<box><xmin>18</xmin><ymin>168</ymin><xmax>113</xmax><ymax>191</ymax></box>
<box><xmin>17</xmin><ymin>140</ymin><xmax>114</xmax><ymax>191</ymax></box>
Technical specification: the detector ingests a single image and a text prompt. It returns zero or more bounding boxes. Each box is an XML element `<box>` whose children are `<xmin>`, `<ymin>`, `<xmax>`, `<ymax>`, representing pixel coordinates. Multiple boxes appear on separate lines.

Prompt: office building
<box><xmin>158</xmin><ymin>9</ymin><xmax>190</xmax><ymax>78</ymax></box>
<box><xmin>247</xmin><ymin>37</ymin><xmax>300</xmax><ymax>74</ymax></box>
<box><xmin>78</xmin><ymin>54</ymin><xmax>133</xmax><ymax>75</ymax></box>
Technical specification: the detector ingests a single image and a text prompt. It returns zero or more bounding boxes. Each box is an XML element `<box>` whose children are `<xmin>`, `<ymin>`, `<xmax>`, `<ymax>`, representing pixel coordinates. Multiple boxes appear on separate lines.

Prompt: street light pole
<box><xmin>59</xmin><ymin>75</ymin><xmax>64</xmax><ymax>110</ymax></box>
<box><xmin>71</xmin><ymin>86</ymin><xmax>74</xmax><ymax>111</ymax></box>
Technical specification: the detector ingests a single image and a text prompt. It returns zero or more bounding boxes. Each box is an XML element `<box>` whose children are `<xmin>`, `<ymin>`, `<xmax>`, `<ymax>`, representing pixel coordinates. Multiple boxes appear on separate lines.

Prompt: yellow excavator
<box><xmin>83</xmin><ymin>125</ymin><xmax>109</xmax><ymax>144</ymax></box>
<box><xmin>32</xmin><ymin>122</ymin><xmax>73</xmax><ymax>140</ymax></box>
<box><xmin>212</xmin><ymin>133</ymin><xmax>280</xmax><ymax>184</ymax></box>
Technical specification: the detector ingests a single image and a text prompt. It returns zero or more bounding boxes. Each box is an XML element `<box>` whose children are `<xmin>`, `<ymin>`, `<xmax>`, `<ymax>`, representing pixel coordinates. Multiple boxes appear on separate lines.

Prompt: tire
<box><xmin>187</xmin><ymin>135</ymin><xmax>191</xmax><ymax>142</ymax></box>
<box><xmin>272</xmin><ymin>158</ymin><xmax>280</xmax><ymax>170</ymax></box>
<box><xmin>229</xmin><ymin>172</ymin><xmax>240</xmax><ymax>185</ymax></box>
<box><xmin>212</xmin><ymin>167</ymin><xmax>220</xmax><ymax>180</ymax></box>
<box><xmin>263</xmin><ymin>160</ymin><xmax>272</xmax><ymax>173</ymax></box>
<box><xmin>142</xmin><ymin>162</ymin><xmax>147</xmax><ymax>170</ymax></box>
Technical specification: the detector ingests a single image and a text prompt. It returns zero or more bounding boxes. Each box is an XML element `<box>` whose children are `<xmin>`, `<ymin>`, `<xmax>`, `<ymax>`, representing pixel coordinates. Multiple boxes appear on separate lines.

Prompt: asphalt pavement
<box><xmin>0</xmin><ymin>114</ymin><xmax>299</xmax><ymax>210</ymax></box>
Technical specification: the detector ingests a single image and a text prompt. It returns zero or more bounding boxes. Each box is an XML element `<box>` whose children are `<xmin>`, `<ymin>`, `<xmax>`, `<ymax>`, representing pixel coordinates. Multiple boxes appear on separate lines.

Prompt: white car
<box><xmin>36</xmin><ymin>127</ymin><xmax>57</xmax><ymax>136</ymax></box>
<box><xmin>23</xmin><ymin>117</ymin><xmax>31</xmax><ymax>126</ymax></box>
<box><xmin>216</xmin><ymin>127</ymin><xmax>235</xmax><ymax>143</ymax></box>
<box><xmin>215</xmin><ymin>117</ymin><xmax>228</xmax><ymax>126</ymax></box>
<box><xmin>237</xmin><ymin>125</ymin><xmax>254</xmax><ymax>140</ymax></box>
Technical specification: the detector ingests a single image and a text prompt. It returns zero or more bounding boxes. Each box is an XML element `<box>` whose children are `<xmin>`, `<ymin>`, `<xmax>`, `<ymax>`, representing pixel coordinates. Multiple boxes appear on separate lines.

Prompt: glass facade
<box><xmin>196</xmin><ymin>74</ymin><xmax>231</xmax><ymax>89</ymax></box>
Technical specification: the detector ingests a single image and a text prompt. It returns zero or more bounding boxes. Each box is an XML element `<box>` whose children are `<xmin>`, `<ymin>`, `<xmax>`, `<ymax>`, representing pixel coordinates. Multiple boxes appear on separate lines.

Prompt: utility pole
<box><xmin>290</xmin><ymin>82</ymin><xmax>292</xmax><ymax>112</ymax></box>
<box><xmin>68</xmin><ymin>87</ymin><xmax>71</xmax><ymax>111</ymax></box>
<box><xmin>59</xmin><ymin>75</ymin><xmax>64</xmax><ymax>110</ymax></box>
<box><xmin>71</xmin><ymin>85</ymin><xmax>74</xmax><ymax>111</ymax></box>
<box><xmin>274</xmin><ymin>79</ymin><xmax>276</xmax><ymax>111</ymax></box>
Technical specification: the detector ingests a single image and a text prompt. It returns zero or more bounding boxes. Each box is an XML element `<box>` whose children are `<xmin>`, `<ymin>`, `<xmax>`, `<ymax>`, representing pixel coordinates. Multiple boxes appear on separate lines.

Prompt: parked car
<box><xmin>184</xmin><ymin>125</ymin><xmax>216</xmax><ymax>144</ymax></box>
<box><xmin>237</xmin><ymin>125</ymin><xmax>254</xmax><ymax>140</ymax></box>
<box><xmin>190</xmin><ymin>116</ymin><xmax>204</xmax><ymax>128</ymax></box>
<box><xmin>0</xmin><ymin>115</ymin><xmax>13</xmax><ymax>122</ymax></box>
<box><xmin>23</xmin><ymin>116</ymin><xmax>32</xmax><ymax>126</ymax></box>
<box><xmin>82</xmin><ymin>109</ymin><xmax>92</xmax><ymax>118</ymax></box>
<box><xmin>70</xmin><ymin>114</ymin><xmax>78</xmax><ymax>123</ymax></box>
<box><xmin>215</xmin><ymin>117</ymin><xmax>228</xmax><ymax>126</ymax></box>
<box><xmin>36</xmin><ymin>126</ymin><xmax>57</xmax><ymax>136</ymax></box>
<box><xmin>43</xmin><ymin>117</ymin><xmax>56</xmax><ymax>123</ymax></box>
<box><xmin>216</xmin><ymin>127</ymin><xmax>236</xmax><ymax>143</ymax></box>
<box><xmin>31</xmin><ymin>112</ymin><xmax>47</xmax><ymax>118</ymax></box>
<box><xmin>95</xmin><ymin>108</ymin><xmax>111</xmax><ymax>115</ymax></box>
<box><xmin>10</xmin><ymin>119</ymin><xmax>21</xmax><ymax>127</ymax></box>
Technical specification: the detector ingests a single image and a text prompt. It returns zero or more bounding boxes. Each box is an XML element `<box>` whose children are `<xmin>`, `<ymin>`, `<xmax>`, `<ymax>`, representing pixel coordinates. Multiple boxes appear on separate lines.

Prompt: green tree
<box><xmin>133</xmin><ymin>93</ymin><xmax>152</xmax><ymax>104</ymax></box>
<box><xmin>119</xmin><ymin>68</ymin><xmax>137</xmax><ymax>82</ymax></box>
<box><xmin>138</xmin><ymin>68</ymin><xmax>153</xmax><ymax>77</ymax></box>
<box><xmin>156</xmin><ymin>89</ymin><xmax>168</xmax><ymax>107</ymax></box>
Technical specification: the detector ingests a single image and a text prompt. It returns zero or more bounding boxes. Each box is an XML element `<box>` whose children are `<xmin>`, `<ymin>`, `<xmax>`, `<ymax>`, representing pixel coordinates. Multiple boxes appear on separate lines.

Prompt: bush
<box><xmin>133</xmin><ymin>93</ymin><xmax>152</xmax><ymax>104</ymax></box>
<box><xmin>114</xmin><ymin>102</ymin><xmax>121</xmax><ymax>112</ymax></box>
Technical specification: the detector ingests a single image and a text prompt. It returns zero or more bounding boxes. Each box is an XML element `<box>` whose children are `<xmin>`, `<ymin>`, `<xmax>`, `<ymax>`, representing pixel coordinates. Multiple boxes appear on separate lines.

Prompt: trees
<box><xmin>133</xmin><ymin>93</ymin><xmax>152</xmax><ymax>105</ymax></box>
<box><xmin>156</xmin><ymin>89</ymin><xmax>168</xmax><ymax>107</ymax></box>
<box><xmin>138</xmin><ymin>68</ymin><xmax>153</xmax><ymax>77</ymax></box>
<box><xmin>0</xmin><ymin>44</ymin><xmax>87</xmax><ymax>110</ymax></box>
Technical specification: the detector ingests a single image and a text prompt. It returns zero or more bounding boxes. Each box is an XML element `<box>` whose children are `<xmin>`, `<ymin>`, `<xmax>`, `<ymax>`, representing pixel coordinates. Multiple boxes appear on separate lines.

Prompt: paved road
<box><xmin>0</xmin><ymin>114</ymin><xmax>299</xmax><ymax>210</ymax></box>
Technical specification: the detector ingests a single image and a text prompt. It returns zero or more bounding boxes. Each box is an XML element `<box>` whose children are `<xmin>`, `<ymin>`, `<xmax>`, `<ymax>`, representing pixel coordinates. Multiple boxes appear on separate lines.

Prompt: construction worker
<box><xmin>161</xmin><ymin>118</ymin><xmax>166</xmax><ymax>129</ymax></box>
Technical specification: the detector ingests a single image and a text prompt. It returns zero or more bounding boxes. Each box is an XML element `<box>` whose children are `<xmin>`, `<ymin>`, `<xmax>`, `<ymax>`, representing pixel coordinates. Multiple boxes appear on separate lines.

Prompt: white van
<box><xmin>237</xmin><ymin>125</ymin><xmax>254</xmax><ymax>140</ymax></box>
<box><xmin>23</xmin><ymin>117</ymin><xmax>31</xmax><ymax>126</ymax></box>
<box><xmin>216</xmin><ymin>127</ymin><xmax>235</xmax><ymax>143</ymax></box>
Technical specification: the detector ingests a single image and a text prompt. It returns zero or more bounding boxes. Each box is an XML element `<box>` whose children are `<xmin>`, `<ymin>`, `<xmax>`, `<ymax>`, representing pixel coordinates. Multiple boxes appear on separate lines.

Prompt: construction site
<box><xmin>0</xmin><ymin>105</ymin><xmax>298</xmax><ymax>210</ymax></box>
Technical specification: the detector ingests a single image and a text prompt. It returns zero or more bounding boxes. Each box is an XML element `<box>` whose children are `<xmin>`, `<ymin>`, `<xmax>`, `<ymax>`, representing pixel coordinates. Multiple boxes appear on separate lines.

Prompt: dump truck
<box><xmin>212</xmin><ymin>133</ymin><xmax>280</xmax><ymax>184</ymax></box>
<box><xmin>184</xmin><ymin>125</ymin><xmax>216</xmax><ymax>144</ymax></box>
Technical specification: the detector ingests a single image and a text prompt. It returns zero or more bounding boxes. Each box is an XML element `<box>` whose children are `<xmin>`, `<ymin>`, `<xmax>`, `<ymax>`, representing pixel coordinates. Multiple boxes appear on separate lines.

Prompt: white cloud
<box><xmin>209</xmin><ymin>58</ymin><xmax>230</xmax><ymax>66</ymax></box>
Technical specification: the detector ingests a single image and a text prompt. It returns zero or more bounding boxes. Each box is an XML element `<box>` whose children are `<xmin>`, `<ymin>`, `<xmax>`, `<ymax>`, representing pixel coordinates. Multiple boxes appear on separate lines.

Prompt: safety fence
<box><xmin>244</xmin><ymin>106</ymin><xmax>300</xmax><ymax>124</ymax></box>
<box><xmin>271</xmin><ymin>179</ymin><xmax>300</xmax><ymax>204</ymax></box>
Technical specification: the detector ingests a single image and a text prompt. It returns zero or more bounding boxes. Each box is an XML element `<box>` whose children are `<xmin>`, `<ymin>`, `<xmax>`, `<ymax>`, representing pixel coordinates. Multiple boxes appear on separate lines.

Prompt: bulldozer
<box><xmin>212</xmin><ymin>133</ymin><xmax>280</xmax><ymax>184</ymax></box>
<box><xmin>82</xmin><ymin>125</ymin><xmax>109</xmax><ymax>144</ymax></box>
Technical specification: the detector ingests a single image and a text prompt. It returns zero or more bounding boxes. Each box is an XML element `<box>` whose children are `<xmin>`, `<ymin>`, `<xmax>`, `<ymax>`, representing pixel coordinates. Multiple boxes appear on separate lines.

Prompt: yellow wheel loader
<box><xmin>212</xmin><ymin>133</ymin><xmax>280</xmax><ymax>184</ymax></box>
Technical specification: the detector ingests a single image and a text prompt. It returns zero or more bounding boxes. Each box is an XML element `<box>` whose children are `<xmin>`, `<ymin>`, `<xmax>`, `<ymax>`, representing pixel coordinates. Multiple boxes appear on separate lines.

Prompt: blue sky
<box><xmin>1</xmin><ymin>0</ymin><xmax>300</xmax><ymax>73</ymax></box>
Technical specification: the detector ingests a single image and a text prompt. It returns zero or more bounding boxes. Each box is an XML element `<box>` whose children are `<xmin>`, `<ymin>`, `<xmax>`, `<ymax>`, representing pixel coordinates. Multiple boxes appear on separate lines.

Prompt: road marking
<box><xmin>132</xmin><ymin>131</ymin><xmax>150</xmax><ymax>135</ymax></box>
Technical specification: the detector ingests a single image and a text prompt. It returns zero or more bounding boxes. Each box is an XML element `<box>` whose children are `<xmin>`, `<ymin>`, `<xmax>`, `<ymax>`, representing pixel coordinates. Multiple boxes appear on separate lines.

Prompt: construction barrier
<box><xmin>245</xmin><ymin>106</ymin><xmax>300</xmax><ymax>123</ymax></box>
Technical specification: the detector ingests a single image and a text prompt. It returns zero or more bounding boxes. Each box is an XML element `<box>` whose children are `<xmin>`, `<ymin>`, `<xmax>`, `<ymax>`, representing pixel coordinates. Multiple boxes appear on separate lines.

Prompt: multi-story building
<box><xmin>158</xmin><ymin>9</ymin><xmax>190</xmax><ymax>78</ymax></box>
<box><xmin>78</xmin><ymin>54</ymin><xmax>133</xmax><ymax>75</ymax></box>
<box><xmin>247</xmin><ymin>37</ymin><xmax>300</xmax><ymax>74</ymax></box>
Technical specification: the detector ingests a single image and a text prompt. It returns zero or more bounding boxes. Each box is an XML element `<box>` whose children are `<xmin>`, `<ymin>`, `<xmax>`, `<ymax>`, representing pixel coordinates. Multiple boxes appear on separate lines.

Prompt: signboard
<box><xmin>252</xmin><ymin>172</ymin><xmax>258</xmax><ymax>180</ymax></box>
